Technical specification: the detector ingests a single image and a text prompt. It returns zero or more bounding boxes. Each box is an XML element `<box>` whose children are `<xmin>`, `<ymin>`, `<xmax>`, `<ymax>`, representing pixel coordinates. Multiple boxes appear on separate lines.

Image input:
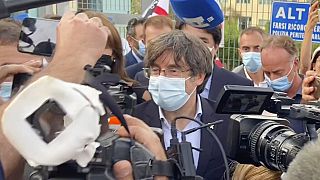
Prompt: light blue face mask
<box><xmin>242</xmin><ymin>52</ymin><xmax>262</xmax><ymax>73</ymax></box>
<box><xmin>137</xmin><ymin>40</ymin><xmax>146</xmax><ymax>57</ymax></box>
<box><xmin>148</xmin><ymin>76</ymin><xmax>196</xmax><ymax>111</ymax></box>
<box><xmin>0</xmin><ymin>82</ymin><xmax>12</xmax><ymax>101</ymax></box>
<box><xmin>265</xmin><ymin>65</ymin><xmax>295</xmax><ymax>92</ymax></box>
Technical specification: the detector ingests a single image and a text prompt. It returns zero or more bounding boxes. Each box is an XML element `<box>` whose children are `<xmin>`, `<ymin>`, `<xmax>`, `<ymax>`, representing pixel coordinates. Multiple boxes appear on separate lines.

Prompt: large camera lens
<box><xmin>249</xmin><ymin>121</ymin><xmax>309</xmax><ymax>172</ymax></box>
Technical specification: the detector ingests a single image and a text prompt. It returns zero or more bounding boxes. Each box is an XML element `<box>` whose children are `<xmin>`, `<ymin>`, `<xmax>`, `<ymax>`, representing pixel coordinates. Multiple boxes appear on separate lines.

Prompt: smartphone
<box><xmin>18</xmin><ymin>17</ymin><xmax>59</xmax><ymax>57</ymax></box>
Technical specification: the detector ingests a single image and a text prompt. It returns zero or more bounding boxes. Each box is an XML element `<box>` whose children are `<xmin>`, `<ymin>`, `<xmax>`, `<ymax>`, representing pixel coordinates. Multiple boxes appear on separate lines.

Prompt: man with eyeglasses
<box><xmin>125</xmin><ymin>17</ymin><xmax>146</xmax><ymax>67</ymax></box>
<box><xmin>133</xmin><ymin>30</ymin><xmax>233</xmax><ymax>179</ymax></box>
<box><xmin>176</xmin><ymin>21</ymin><xmax>253</xmax><ymax>102</ymax></box>
<box><xmin>126</xmin><ymin>15</ymin><xmax>173</xmax><ymax>81</ymax></box>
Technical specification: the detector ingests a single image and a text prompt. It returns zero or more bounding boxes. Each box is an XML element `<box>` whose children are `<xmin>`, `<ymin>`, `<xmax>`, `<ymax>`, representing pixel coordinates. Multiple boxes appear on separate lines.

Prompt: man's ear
<box><xmin>195</xmin><ymin>73</ymin><xmax>206</xmax><ymax>86</ymax></box>
<box><xmin>238</xmin><ymin>48</ymin><xmax>242</xmax><ymax>59</ymax></box>
<box><xmin>126</xmin><ymin>36</ymin><xmax>134</xmax><ymax>48</ymax></box>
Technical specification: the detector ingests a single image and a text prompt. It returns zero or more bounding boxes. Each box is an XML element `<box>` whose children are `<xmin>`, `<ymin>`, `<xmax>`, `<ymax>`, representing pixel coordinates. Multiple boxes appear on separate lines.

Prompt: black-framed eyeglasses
<box><xmin>143</xmin><ymin>66</ymin><xmax>191</xmax><ymax>78</ymax></box>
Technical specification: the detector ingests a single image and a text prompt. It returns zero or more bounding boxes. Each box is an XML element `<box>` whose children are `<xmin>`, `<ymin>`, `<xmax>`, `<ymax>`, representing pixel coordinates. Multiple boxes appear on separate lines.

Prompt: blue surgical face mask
<box><xmin>132</xmin><ymin>36</ymin><xmax>146</xmax><ymax>58</ymax></box>
<box><xmin>0</xmin><ymin>82</ymin><xmax>12</xmax><ymax>101</ymax></box>
<box><xmin>137</xmin><ymin>40</ymin><xmax>146</xmax><ymax>57</ymax></box>
<box><xmin>242</xmin><ymin>52</ymin><xmax>262</xmax><ymax>73</ymax></box>
<box><xmin>265</xmin><ymin>65</ymin><xmax>295</xmax><ymax>92</ymax></box>
<box><xmin>148</xmin><ymin>76</ymin><xmax>196</xmax><ymax>111</ymax></box>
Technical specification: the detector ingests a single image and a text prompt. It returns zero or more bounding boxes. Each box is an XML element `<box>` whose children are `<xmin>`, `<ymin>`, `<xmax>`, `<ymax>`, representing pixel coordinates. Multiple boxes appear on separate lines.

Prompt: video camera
<box><xmin>23</xmin><ymin>64</ymin><xmax>202</xmax><ymax>180</ymax></box>
<box><xmin>216</xmin><ymin>85</ymin><xmax>320</xmax><ymax>172</ymax></box>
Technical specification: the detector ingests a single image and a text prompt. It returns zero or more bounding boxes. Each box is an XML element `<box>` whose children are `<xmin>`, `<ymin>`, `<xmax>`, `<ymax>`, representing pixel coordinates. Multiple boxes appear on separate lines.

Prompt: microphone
<box><xmin>283</xmin><ymin>138</ymin><xmax>320</xmax><ymax>180</ymax></box>
<box><xmin>0</xmin><ymin>0</ymin><xmax>72</xmax><ymax>19</ymax></box>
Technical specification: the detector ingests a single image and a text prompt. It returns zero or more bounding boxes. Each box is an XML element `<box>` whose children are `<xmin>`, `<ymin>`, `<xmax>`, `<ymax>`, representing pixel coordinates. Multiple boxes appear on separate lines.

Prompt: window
<box><xmin>236</xmin><ymin>0</ymin><xmax>250</xmax><ymax>4</ymax></box>
<box><xmin>78</xmin><ymin>0</ymin><xmax>102</xmax><ymax>12</ymax></box>
<box><xmin>239</xmin><ymin>17</ymin><xmax>252</xmax><ymax>30</ymax></box>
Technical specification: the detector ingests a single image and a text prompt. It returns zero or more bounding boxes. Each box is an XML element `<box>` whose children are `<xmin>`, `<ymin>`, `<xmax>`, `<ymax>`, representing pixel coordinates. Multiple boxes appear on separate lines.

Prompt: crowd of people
<box><xmin>0</xmin><ymin>2</ymin><xmax>319</xmax><ymax>180</ymax></box>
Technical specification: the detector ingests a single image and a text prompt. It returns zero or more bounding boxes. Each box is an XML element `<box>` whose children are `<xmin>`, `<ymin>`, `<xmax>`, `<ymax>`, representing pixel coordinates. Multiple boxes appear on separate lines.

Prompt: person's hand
<box><xmin>302</xmin><ymin>70</ymin><xmax>318</xmax><ymax>101</ymax></box>
<box><xmin>0</xmin><ymin>60</ymin><xmax>41</xmax><ymax>83</ymax></box>
<box><xmin>53</xmin><ymin>12</ymin><xmax>109</xmax><ymax>66</ymax></box>
<box><xmin>306</xmin><ymin>1</ymin><xmax>319</xmax><ymax>32</ymax></box>
<box><xmin>47</xmin><ymin>12</ymin><xmax>109</xmax><ymax>83</ymax></box>
<box><xmin>114</xmin><ymin>115</ymin><xmax>167</xmax><ymax>180</ymax></box>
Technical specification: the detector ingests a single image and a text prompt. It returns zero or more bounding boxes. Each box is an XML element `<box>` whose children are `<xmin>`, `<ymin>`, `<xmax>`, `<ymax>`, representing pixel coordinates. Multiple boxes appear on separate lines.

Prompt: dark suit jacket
<box><xmin>126</xmin><ymin>62</ymin><xmax>144</xmax><ymax>79</ymax></box>
<box><xmin>134</xmin><ymin>70</ymin><xmax>149</xmax><ymax>87</ymax></box>
<box><xmin>125</xmin><ymin>50</ymin><xmax>139</xmax><ymax>67</ymax></box>
<box><xmin>208</xmin><ymin>66</ymin><xmax>253</xmax><ymax>101</ymax></box>
<box><xmin>0</xmin><ymin>161</ymin><xmax>3</xmax><ymax>180</ymax></box>
<box><xmin>134</xmin><ymin>98</ymin><xmax>234</xmax><ymax>179</ymax></box>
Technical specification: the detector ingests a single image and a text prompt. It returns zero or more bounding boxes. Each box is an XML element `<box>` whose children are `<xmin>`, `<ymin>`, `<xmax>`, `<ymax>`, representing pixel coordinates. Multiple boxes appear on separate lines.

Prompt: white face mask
<box><xmin>1</xmin><ymin>76</ymin><xmax>105</xmax><ymax>167</ymax></box>
<box><xmin>148</xmin><ymin>76</ymin><xmax>196</xmax><ymax>111</ymax></box>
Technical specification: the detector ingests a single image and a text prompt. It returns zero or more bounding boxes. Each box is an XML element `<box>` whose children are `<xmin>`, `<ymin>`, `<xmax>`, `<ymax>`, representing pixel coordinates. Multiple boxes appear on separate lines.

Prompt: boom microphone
<box><xmin>0</xmin><ymin>0</ymin><xmax>72</xmax><ymax>19</ymax></box>
<box><xmin>283</xmin><ymin>138</ymin><xmax>320</xmax><ymax>180</ymax></box>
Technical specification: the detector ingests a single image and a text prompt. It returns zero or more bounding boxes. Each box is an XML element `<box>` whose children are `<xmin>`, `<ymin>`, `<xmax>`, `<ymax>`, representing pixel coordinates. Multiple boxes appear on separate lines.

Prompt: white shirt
<box><xmin>244</xmin><ymin>67</ymin><xmax>269</xmax><ymax>87</ymax></box>
<box><xmin>159</xmin><ymin>95</ymin><xmax>203</xmax><ymax>168</ymax></box>
<box><xmin>200</xmin><ymin>74</ymin><xmax>212</xmax><ymax>99</ymax></box>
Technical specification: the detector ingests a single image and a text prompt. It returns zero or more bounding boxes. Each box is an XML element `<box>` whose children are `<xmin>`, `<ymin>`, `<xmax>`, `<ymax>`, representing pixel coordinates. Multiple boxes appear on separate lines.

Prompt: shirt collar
<box><xmin>204</xmin><ymin>74</ymin><xmax>212</xmax><ymax>92</ymax></box>
<box><xmin>132</xmin><ymin>50</ymin><xmax>143</xmax><ymax>63</ymax></box>
<box><xmin>159</xmin><ymin>95</ymin><xmax>203</xmax><ymax>128</ymax></box>
<box><xmin>243</xmin><ymin>65</ymin><xmax>252</xmax><ymax>81</ymax></box>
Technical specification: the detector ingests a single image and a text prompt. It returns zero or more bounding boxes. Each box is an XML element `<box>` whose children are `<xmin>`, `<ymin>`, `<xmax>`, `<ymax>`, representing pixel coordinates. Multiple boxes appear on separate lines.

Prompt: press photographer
<box><xmin>0</xmin><ymin>11</ymin><xmax>169</xmax><ymax>180</ymax></box>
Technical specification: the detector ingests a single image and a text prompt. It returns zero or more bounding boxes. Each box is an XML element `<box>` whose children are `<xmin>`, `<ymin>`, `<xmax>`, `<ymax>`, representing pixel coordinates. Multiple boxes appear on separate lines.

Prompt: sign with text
<box><xmin>271</xmin><ymin>1</ymin><xmax>320</xmax><ymax>43</ymax></box>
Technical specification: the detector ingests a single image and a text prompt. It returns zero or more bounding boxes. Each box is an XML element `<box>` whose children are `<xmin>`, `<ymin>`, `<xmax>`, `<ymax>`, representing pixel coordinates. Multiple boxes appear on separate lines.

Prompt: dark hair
<box><xmin>126</xmin><ymin>17</ymin><xmax>146</xmax><ymax>38</ymax></box>
<box><xmin>239</xmin><ymin>26</ymin><xmax>267</xmax><ymax>44</ymax></box>
<box><xmin>146</xmin><ymin>30</ymin><xmax>212</xmax><ymax>93</ymax></box>
<box><xmin>175</xmin><ymin>18</ymin><xmax>222</xmax><ymax>45</ymax></box>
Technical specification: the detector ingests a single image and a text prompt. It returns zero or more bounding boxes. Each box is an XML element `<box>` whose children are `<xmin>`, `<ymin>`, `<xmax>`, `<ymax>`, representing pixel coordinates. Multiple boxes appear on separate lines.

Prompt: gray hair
<box><xmin>145</xmin><ymin>30</ymin><xmax>212</xmax><ymax>93</ymax></box>
<box><xmin>239</xmin><ymin>26</ymin><xmax>267</xmax><ymax>45</ymax></box>
<box><xmin>261</xmin><ymin>35</ymin><xmax>298</xmax><ymax>57</ymax></box>
<box><xmin>126</xmin><ymin>17</ymin><xmax>146</xmax><ymax>38</ymax></box>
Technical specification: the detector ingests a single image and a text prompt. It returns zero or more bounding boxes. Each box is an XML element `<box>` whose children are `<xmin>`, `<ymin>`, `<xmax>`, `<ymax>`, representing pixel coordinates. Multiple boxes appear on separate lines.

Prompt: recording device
<box><xmin>17</xmin><ymin>73</ymin><xmax>202</xmax><ymax>180</ymax></box>
<box><xmin>18</xmin><ymin>17</ymin><xmax>58</xmax><ymax>57</ymax></box>
<box><xmin>216</xmin><ymin>85</ymin><xmax>320</xmax><ymax>172</ymax></box>
<box><xmin>0</xmin><ymin>0</ymin><xmax>72</xmax><ymax>19</ymax></box>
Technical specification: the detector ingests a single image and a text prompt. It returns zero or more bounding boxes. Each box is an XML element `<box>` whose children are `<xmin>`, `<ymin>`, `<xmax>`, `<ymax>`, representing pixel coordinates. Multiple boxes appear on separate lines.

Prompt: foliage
<box><xmin>218</xmin><ymin>17</ymin><xmax>240</xmax><ymax>70</ymax></box>
<box><xmin>131</xmin><ymin>0</ymin><xmax>141</xmax><ymax>15</ymax></box>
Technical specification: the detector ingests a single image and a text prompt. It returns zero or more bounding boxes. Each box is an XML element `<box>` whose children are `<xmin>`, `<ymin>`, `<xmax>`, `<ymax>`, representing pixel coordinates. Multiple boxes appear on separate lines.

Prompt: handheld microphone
<box><xmin>0</xmin><ymin>0</ymin><xmax>72</xmax><ymax>19</ymax></box>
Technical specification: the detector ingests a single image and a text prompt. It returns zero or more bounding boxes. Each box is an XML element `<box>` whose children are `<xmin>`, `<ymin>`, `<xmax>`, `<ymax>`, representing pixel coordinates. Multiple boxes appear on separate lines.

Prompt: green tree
<box><xmin>218</xmin><ymin>17</ymin><xmax>240</xmax><ymax>70</ymax></box>
<box><xmin>131</xmin><ymin>0</ymin><xmax>141</xmax><ymax>14</ymax></box>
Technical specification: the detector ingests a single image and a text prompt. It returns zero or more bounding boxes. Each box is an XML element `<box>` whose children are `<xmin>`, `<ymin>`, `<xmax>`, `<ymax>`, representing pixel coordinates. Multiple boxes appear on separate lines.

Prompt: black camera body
<box><xmin>28</xmin><ymin>132</ymin><xmax>156</xmax><ymax>180</ymax></box>
<box><xmin>216</xmin><ymin>85</ymin><xmax>320</xmax><ymax>172</ymax></box>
